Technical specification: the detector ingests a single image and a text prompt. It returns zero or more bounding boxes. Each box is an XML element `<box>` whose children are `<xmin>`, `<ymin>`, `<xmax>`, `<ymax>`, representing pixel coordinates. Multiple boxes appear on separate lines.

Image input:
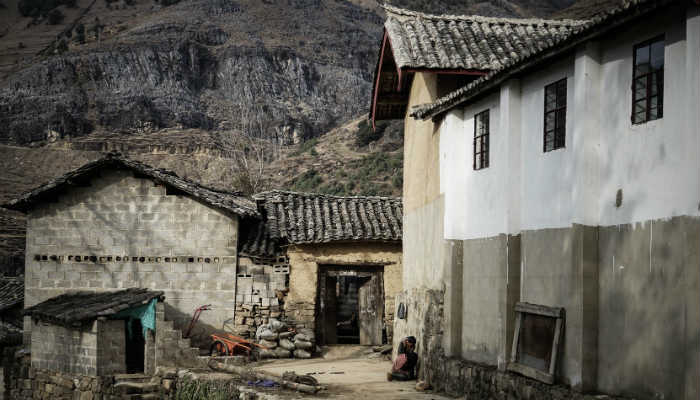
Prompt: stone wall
<box><xmin>231</xmin><ymin>256</ymin><xmax>289</xmax><ymax>338</ymax></box>
<box><xmin>4</xmin><ymin>353</ymin><xmax>122</xmax><ymax>400</ymax></box>
<box><xmin>285</xmin><ymin>242</ymin><xmax>402</xmax><ymax>341</ymax></box>
<box><xmin>24</xmin><ymin>168</ymin><xmax>239</xmax><ymax>347</ymax></box>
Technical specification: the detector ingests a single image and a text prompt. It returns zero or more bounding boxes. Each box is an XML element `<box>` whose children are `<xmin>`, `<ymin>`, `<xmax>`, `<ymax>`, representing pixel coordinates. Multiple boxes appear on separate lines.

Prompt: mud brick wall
<box><xmin>23</xmin><ymin>169</ymin><xmax>239</xmax><ymax>346</ymax></box>
<box><xmin>233</xmin><ymin>256</ymin><xmax>289</xmax><ymax>337</ymax></box>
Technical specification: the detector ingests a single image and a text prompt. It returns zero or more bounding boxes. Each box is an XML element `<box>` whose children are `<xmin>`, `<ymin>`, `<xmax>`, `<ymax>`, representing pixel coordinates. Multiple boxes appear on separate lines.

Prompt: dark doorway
<box><xmin>317</xmin><ymin>266</ymin><xmax>384</xmax><ymax>346</ymax></box>
<box><xmin>125</xmin><ymin>319</ymin><xmax>145</xmax><ymax>373</ymax></box>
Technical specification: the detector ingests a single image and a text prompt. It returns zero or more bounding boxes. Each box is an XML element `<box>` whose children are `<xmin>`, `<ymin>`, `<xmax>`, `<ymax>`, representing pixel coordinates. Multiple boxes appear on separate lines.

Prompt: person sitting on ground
<box><xmin>387</xmin><ymin>336</ymin><xmax>418</xmax><ymax>381</ymax></box>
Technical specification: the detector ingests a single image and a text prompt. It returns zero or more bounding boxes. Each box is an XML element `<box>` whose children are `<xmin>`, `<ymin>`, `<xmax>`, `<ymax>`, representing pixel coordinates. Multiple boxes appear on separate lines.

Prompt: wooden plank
<box><xmin>507</xmin><ymin>362</ymin><xmax>555</xmax><ymax>385</ymax></box>
<box><xmin>549</xmin><ymin>318</ymin><xmax>563</xmax><ymax>375</ymax></box>
<box><xmin>510</xmin><ymin>312</ymin><xmax>522</xmax><ymax>363</ymax></box>
<box><xmin>514</xmin><ymin>302</ymin><xmax>563</xmax><ymax>318</ymax></box>
<box><xmin>358</xmin><ymin>273</ymin><xmax>383</xmax><ymax>345</ymax></box>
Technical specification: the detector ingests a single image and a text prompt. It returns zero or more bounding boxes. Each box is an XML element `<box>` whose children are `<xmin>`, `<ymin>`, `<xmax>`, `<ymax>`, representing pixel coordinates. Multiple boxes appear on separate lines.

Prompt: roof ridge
<box><xmin>381</xmin><ymin>4</ymin><xmax>588</xmax><ymax>26</ymax></box>
<box><xmin>254</xmin><ymin>189</ymin><xmax>402</xmax><ymax>201</ymax></box>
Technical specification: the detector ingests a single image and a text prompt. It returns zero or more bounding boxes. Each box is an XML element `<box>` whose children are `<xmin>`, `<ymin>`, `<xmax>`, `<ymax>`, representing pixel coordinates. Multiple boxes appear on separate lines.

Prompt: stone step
<box><xmin>159</xmin><ymin>320</ymin><xmax>174</xmax><ymax>331</ymax></box>
<box><xmin>120</xmin><ymin>394</ymin><xmax>161</xmax><ymax>400</ymax></box>
<box><xmin>114</xmin><ymin>373</ymin><xmax>151</xmax><ymax>384</ymax></box>
<box><xmin>113</xmin><ymin>381</ymin><xmax>160</xmax><ymax>394</ymax></box>
<box><xmin>178</xmin><ymin>338</ymin><xmax>190</xmax><ymax>348</ymax></box>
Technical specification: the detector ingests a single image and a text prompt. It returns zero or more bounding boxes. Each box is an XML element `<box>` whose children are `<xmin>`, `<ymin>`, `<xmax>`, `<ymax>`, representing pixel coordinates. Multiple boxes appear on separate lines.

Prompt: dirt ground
<box><xmin>251</xmin><ymin>346</ymin><xmax>452</xmax><ymax>400</ymax></box>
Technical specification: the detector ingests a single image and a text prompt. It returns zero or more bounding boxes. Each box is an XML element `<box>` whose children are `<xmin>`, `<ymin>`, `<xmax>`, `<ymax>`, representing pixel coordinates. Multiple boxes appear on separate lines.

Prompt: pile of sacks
<box><xmin>255</xmin><ymin>318</ymin><xmax>316</xmax><ymax>359</ymax></box>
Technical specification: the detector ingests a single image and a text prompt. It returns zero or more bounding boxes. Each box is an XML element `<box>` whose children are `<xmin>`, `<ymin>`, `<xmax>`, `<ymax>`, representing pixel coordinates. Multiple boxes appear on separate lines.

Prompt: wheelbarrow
<box><xmin>209</xmin><ymin>332</ymin><xmax>269</xmax><ymax>361</ymax></box>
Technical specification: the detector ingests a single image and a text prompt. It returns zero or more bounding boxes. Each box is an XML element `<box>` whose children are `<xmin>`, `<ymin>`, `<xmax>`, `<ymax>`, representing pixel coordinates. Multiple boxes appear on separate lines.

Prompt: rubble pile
<box><xmin>255</xmin><ymin>318</ymin><xmax>317</xmax><ymax>359</ymax></box>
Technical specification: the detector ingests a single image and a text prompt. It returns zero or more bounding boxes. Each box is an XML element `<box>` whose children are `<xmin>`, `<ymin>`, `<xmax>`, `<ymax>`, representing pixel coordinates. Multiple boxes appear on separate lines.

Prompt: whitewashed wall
<box><xmin>439</xmin><ymin>7</ymin><xmax>699</xmax><ymax>239</ymax></box>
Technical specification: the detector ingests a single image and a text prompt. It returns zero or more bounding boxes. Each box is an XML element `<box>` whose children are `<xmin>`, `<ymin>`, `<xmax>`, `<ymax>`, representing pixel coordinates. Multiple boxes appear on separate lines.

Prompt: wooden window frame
<box><xmin>632</xmin><ymin>35</ymin><xmax>665</xmax><ymax>124</ymax></box>
<box><xmin>473</xmin><ymin>109</ymin><xmax>489</xmax><ymax>170</ymax></box>
<box><xmin>543</xmin><ymin>78</ymin><xmax>567</xmax><ymax>152</ymax></box>
<box><xmin>507</xmin><ymin>302</ymin><xmax>565</xmax><ymax>385</ymax></box>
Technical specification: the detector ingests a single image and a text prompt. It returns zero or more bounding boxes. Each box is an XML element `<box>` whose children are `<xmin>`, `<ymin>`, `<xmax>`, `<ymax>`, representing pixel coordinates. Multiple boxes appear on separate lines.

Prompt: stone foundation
<box><xmin>438</xmin><ymin>357</ymin><xmax>634</xmax><ymax>400</ymax></box>
<box><xmin>4</xmin><ymin>352</ymin><xmax>121</xmax><ymax>400</ymax></box>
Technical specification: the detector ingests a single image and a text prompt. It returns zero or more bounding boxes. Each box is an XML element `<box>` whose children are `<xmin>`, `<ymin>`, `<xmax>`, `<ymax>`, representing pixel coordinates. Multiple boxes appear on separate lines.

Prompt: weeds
<box><xmin>174</xmin><ymin>378</ymin><xmax>240</xmax><ymax>400</ymax></box>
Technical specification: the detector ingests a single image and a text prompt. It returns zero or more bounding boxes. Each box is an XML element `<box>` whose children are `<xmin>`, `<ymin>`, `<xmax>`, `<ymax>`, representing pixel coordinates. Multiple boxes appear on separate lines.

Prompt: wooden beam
<box><xmin>507</xmin><ymin>362</ymin><xmax>555</xmax><ymax>385</ymax></box>
<box><xmin>514</xmin><ymin>302</ymin><xmax>563</xmax><ymax>318</ymax></box>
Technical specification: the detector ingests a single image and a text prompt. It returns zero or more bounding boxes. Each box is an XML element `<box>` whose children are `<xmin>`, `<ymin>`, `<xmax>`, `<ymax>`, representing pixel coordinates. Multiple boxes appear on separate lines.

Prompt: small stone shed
<box><xmin>239</xmin><ymin>191</ymin><xmax>403</xmax><ymax>346</ymax></box>
<box><xmin>22</xmin><ymin>288</ymin><xmax>163</xmax><ymax>376</ymax></box>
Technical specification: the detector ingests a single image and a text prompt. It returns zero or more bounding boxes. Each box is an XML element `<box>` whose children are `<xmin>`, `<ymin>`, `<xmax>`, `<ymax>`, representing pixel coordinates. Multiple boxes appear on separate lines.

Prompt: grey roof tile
<box><xmin>383</xmin><ymin>4</ymin><xmax>586</xmax><ymax>71</ymax></box>
<box><xmin>0</xmin><ymin>276</ymin><xmax>23</xmax><ymax>313</ymax></box>
<box><xmin>239</xmin><ymin>191</ymin><xmax>402</xmax><ymax>257</ymax></box>
<box><xmin>411</xmin><ymin>0</ymin><xmax>678</xmax><ymax>119</ymax></box>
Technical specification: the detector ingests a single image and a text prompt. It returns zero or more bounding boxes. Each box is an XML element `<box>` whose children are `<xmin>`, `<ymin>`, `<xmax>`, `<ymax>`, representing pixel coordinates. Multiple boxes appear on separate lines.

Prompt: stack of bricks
<box><xmin>233</xmin><ymin>256</ymin><xmax>290</xmax><ymax>338</ymax></box>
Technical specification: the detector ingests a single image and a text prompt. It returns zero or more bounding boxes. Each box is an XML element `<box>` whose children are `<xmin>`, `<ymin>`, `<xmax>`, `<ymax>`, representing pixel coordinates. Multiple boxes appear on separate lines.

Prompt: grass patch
<box><xmin>174</xmin><ymin>378</ymin><xmax>240</xmax><ymax>400</ymax></box>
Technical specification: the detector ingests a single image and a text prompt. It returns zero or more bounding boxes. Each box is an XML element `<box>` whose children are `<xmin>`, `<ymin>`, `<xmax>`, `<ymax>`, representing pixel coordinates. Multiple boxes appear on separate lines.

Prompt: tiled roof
<box><xmin>239</xmin><ymin>219</ymin><xmax>281</xmax><ymax>259</ymax></box>
<box><xmin>1</xmin><ymin>153</ymin><xmax>260</xmax><ymax>218</ymax></box>
<box><xmin>383</xmin><ymin>5</ymin><xmax>586</xmax><ymax>71</ymax></box>
<box><xmin>411</xmin><ymin>0</ymin><xmax>678</xmax><ymax>119</ymax></box>
<box><xmin>252</xmin><ymin>191</ymin><xmax>403</xmax><ymax>245</ymax></box>
<box><xmin>0</xmin><ymin>320</ymin><xmax>22</xmax><ymax>346</ymax></box>
<box><xmin>0</xmin><ymin>276</ymin><xmax>23</xmax><ymax>313</ymax></box>
<box><xmin>23</xmin><ymin>288</ymin><xmax>163</xmax><ymax>327</ymax></box>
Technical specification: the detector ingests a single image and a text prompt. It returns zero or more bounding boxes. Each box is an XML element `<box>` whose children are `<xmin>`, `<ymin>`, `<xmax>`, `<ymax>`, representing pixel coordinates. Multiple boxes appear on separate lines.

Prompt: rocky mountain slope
<box><xmin>0</xmin><ymin>0</ymin><xmax>588</xmax><ymax>259</ymax></box>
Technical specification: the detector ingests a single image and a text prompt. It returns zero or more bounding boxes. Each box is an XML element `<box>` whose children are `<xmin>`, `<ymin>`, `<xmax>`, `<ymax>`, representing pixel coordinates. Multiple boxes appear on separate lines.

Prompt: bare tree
<box><xmin>219</xmin><ymin>130</ymin><xmax>271</xmax><ymax>195</ymax></box>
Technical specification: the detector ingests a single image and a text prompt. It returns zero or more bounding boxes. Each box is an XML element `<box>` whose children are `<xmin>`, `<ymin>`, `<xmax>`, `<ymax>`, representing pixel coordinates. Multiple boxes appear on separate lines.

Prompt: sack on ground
<box><xmin>293</xmin><ymin>349</ymin><xmax>311</xmax><ymax>359</ymax></box>
<box><xmin>294</xmin><ymin>333</ymin><xmax>313</xmax><ymax>342</ymax></box>
<box><xmin>260</xmin><ymin>339</ymin><xmax>277</xmax><ymax>348</ymax></box>
<box><xmin>259</xmin><ymin>330</ymin><xmax>278</xmax><ymax>341</ymax></box>
<box><xmin>294</xmin><ymin>340</ymin><xmax>313</xmax><ymax>350</ymax></box>
<box><xmin>268</xmin><ymin>318</ymin><xmax>287</xmax><ymax>332</ymax></box>
<box><xmin>278</xmin><ymin>331</ymin><xmax>295</xmax><ymax>339</ymax></box>
<box><xmin>274</xmin><ymin>347</ymin><xmax>291</xmax><ymax>358</ymax></box>
<box><xmin>279</xmin><ymin>339</ymin><xmax>296</xmax><ymax>351</ymax></box>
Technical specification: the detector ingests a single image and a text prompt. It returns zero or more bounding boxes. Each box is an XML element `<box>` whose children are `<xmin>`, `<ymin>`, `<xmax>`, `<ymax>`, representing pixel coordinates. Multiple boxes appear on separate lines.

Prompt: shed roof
<box><xmin>0</xmin><ymin>276</ymin><xmax>23</xmax><ymax>313</ymax></box>
<box><xmin>251</xmin><ymin>190</ymin><xmax>403</xmax><ymax>246</ymax></box>
<box><xmin>1</xmin><ymin>153</ymin><xmax>260</xmax><ymax>218</ymax></box>
<box><xmin>23</xmin><ymin>288</ymin><xmax>163</xmax><ymax>327</ymax></box>
<box><xmin>410</xmin><ymin>0</ymin><xmax>681</xmax><ymax>119</ymax></box>
<box><xmin>383</xmin><ymin>5</ymin><xmax>586</xmax><ymax>71</ymax></box>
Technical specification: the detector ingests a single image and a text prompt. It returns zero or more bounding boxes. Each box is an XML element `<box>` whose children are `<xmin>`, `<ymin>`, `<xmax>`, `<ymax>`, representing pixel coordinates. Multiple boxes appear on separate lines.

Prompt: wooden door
<box><xmin>322</xmin><ymin>275</ymin><xmax>338</xmax><ymax>344</ymax></box>
<box><xmin>358</xmin><ymin>273</ymin><xmax>384</xmax><ymax>345</ymax></box>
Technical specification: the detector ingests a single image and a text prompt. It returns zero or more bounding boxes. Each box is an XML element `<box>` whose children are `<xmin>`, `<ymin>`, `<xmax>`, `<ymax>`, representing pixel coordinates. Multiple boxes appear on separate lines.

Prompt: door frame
<box><xmin>316</xmin><ymin>264</ymin><xmax>385</xmax><ymax>346</ymax></box>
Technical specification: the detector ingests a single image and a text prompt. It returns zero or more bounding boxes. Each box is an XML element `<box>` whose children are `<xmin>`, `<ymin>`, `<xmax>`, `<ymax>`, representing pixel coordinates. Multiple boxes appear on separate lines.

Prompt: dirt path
<box><xmin>252</xmin><ymin>347</ymin><xmax>451</xmax><ymax>400</ymax></box>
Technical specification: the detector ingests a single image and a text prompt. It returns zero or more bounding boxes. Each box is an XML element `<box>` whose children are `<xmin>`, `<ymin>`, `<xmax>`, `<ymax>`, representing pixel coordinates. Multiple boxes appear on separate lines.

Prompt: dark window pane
<box><xmin>634</xmin><ymin>78</ymin><xmax>647</xmax><ymax>100</ymax></box>
<box><xmin>650</xmin><ymin>40</ymin><xmax>664</xmax><ymax>70</ymax></box>
<box><xmin>635</xmin><ymin>45</ymin><xmax>649</xmax><ymax>77</ymax></box>
<box><xmin>545</xmin><ymin>113</ymin><xmax>555</xmax><ymax>131</ymax></box>
<box><xmin>543</xmin><ymin>79</ymin><xmax>566</xmax><ymax>152</ymax></box>
<box><xmin>634</xmin><ymin>99</ymin><xmax>647</xmax><ymax>114</ymax></box>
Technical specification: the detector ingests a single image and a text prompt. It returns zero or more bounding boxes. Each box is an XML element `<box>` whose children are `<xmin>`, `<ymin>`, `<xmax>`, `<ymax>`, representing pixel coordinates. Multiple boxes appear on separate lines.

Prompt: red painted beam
<box><xmin>370</xmin><ymin>31</ymin><xmax>390</xmax><ymax>131</ymax></box>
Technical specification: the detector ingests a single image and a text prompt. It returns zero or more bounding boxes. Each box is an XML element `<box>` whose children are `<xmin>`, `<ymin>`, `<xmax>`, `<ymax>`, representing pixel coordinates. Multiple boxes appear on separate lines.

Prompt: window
<box><xmin>473</xmin><ymin>110</ymin><xmax>489</xmax><ymax>170</ymax></box>
<box><xmin>544</xmin><ymin>78</ymin><xmax>567</xmax><ymax>152</ymax></box>
<box><xmin>632</xmin><ymin>36</ymin><xmax>664</xmax><ymax>124</ymax></box>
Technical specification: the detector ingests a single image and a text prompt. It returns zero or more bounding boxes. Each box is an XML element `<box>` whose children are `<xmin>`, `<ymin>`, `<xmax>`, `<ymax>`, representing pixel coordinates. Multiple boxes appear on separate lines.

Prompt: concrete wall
<box><xmin>96</xmin><ymin>320</ymin><xmax>126</xmax><ymax>376</ymax></box>
<box><xmin>461</xmin><ymin>234</ymin><xmax>520</xmax><ymax>370</ymax></box>
<box><xmin>24</xmin><ymin>169</ymin><xmax>239</xmax><ymax>346</ymax></box>
<box><xmin>597</xmin><ymin>217</ymin><xmax>700</xmax><ymax>399</ymax></box>
<box><xmin>285</xmin><ymin>242</ymin><xmax>402</xmax><ymax>340</ymax></box>
<box><xmin>30</xmin><ymin>321</ymin><xmax>98</xmax><ymax>375</ymax></box>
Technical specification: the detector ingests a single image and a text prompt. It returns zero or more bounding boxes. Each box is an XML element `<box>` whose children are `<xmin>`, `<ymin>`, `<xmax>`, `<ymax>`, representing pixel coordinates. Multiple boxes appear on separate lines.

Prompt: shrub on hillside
<box><xmin>355</xmin><ymin>119</ymin><xmax>386</xmax><ymax>147</ymax></box>
<box><xmin>18</xmin><ymin>0</ymin><xmax>73</xmax><ymax>17</ymax></box>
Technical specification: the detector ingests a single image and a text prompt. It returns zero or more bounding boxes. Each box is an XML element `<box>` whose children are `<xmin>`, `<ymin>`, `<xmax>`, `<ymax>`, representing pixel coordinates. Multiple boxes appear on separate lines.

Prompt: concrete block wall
<box><xmin>96</xmin><ymin>320</ymin><xmax>126</xmax><ymax>376</ymax></box>
<box><xmin>24</xmin><ymin>169</ymin><xmax>239</xmax><ymax>347</ymax></box>
<box><xmin>235</xmin><ymin>256</ymin><xmax>288</xmax><ymax>307</ymax></box>
<box><xmin>30</xmin><ymin>321</ymin><xmax>98</xmax><ymax>375</ymax></box>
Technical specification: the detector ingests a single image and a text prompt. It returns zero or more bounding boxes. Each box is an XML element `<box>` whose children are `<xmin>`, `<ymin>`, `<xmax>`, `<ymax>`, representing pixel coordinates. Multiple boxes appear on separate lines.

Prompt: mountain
<box><xmin>0</xmin><ymin>0</ymin><xmax>582</xmax><ymax>260</ymax></box>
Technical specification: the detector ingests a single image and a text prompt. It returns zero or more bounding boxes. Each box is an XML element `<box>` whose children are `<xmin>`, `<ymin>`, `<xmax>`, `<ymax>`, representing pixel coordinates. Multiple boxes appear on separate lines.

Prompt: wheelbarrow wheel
<box><xmin>210</xmin><ymin>340</ymin><xmax>229</xmax><ymax>357</ymax></box>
